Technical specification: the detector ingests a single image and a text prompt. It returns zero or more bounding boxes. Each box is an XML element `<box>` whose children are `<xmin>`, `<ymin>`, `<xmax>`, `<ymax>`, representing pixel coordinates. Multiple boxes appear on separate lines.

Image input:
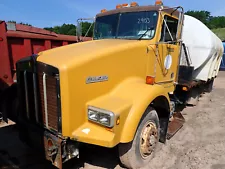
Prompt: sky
<box><xmin>0</xmin><ymin>0</ymin><xmax>225</xmax><ymax>28</ymax></box>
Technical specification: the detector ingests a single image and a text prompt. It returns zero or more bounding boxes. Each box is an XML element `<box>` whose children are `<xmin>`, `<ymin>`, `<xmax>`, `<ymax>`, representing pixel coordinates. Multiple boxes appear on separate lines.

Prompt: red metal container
<box><xmin>0</xmin><ymin>20</ymin><xmax>91</xmax><ymax>90</ymax></box>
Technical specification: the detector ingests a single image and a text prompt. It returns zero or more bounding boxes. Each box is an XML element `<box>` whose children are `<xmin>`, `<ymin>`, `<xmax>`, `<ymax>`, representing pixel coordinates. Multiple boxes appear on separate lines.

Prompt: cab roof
<box><xmin>96</xmin><ymin>5</ymin><xmax>180</xmax><ymax>18</ymax></box>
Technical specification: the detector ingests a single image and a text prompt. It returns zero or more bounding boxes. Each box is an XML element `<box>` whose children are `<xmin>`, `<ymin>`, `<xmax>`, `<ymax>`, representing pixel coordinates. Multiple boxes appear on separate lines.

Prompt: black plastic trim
<box><xmin>37</xmin><ymin>62</ymin><xmax>59</xmax><ymax>76</ymax></box>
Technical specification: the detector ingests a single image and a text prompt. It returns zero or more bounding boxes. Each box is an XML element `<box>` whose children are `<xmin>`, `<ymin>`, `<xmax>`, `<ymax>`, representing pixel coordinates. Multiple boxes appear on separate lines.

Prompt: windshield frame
<box><xmin>93</xmin><ymin>10</ymin><xmax>159</xmax><ymax>40</ymax></box>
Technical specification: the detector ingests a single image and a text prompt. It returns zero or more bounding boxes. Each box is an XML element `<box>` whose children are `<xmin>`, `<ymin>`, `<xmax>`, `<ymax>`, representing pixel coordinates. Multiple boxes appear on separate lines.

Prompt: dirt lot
<box><xmin>1</xmin><ymin>72</ymin><xmax>225</xmax><ymax>169</ymax></box>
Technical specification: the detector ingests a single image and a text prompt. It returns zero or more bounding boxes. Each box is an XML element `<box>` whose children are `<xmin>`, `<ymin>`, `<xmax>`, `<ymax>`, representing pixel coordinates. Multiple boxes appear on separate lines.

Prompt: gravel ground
<box><xmin>1</xmin><ymin>72</ymin><xmax>225</xmax><ymax>169</ymax></box>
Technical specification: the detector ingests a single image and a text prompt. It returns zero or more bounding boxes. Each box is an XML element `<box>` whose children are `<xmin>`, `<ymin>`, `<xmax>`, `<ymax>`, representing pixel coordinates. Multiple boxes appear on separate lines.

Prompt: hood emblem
<box><xmin>86</xmin><ymin>75</ymin><xmax>108</xmax><ymax>84</ymax></box>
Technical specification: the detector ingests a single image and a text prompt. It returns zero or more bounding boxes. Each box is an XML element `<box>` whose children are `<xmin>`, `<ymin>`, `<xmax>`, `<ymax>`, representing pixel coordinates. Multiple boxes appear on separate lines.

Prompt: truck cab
<box><xmin>16</xmin><ymin>1</ymin><xmax>189</xmax><ymax>169</ymax></box>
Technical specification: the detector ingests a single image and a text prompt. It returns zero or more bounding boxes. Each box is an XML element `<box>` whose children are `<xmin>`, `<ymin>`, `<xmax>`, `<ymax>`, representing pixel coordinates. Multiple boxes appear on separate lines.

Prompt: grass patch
<box><xmin>212</xmin><ymin>28</ymin><xmax>225</xmax><ymax>41</ymax></box>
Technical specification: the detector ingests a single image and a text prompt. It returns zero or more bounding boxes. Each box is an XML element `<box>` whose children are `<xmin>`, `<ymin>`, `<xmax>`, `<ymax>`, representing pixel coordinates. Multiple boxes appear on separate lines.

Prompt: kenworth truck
<box><xmin>15</xmin><ymin>1</ymin><xmax>223</xmax><ymax>169</ymax></box>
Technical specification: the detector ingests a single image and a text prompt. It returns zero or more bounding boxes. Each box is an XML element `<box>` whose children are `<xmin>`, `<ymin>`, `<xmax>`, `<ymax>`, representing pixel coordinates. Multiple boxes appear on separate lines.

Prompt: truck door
<box><xmin>155</xmin><ymin>15</ymin><xmax>181</xmax><ymax>85</ymax></box>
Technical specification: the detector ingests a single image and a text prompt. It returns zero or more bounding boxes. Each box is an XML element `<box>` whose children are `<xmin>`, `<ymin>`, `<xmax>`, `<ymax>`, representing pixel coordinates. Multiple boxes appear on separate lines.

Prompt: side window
<box><xmin>160</xmin><ymin>16</ymin><xmax>178</xmax><ymax>42</ymax></box>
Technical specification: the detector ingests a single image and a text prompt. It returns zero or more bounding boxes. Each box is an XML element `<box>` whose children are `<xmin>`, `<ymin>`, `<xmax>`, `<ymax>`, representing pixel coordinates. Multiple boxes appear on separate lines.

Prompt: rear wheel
<box><xmin>119</xmin><ymin>107</ymin><xmax>160</xmax><ymax>169</ymax></box>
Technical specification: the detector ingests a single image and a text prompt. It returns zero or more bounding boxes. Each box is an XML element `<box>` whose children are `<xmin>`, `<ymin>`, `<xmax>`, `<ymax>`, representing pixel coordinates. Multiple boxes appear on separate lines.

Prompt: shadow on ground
<box><xmin>0</xmin><ymin>124</ymin><xmax>122</xmax><ymax>169</ymax></box>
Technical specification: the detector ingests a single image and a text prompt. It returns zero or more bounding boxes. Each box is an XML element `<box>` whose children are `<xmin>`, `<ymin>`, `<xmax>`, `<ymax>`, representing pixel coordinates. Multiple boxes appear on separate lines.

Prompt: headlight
<box><xmin>88</xmin><ymin>106</ymin><xmax>115</xmax><ymax>128</ymax></box>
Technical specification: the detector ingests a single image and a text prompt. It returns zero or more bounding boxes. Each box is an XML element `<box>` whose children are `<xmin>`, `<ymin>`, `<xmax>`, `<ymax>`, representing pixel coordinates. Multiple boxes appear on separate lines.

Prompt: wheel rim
<box><xmin>139</xmin><ymin>121</ymin><xmax>158</xmax><ymax>159</ymax></box>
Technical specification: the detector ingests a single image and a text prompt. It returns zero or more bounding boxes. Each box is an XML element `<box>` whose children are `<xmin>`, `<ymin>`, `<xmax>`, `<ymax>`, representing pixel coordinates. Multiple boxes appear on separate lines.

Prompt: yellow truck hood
<box><xmin>37</xmin><ymin>39</ymin><xmax>145</xmax><ymax>69</ymax></box>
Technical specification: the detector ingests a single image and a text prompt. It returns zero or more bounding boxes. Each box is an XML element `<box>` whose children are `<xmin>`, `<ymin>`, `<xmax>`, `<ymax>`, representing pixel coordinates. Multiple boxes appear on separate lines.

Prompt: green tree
<box><xmin>210</xmin><ymin>17</ymin><xmax>225</xmax><ymax>29</ymax></box>
<box><xmin>44</xmin><ymin>22</ymin><xmax>94</xmax><ymax>37</ymax></box>
<box><xmin>19</xmin><ymin>22</ymin><xmax>32</xmax><ymax>26</ymax></box>
<box><xmin>59</xmin><ymin>24</ymin><xmax>76</xmax><ymax>35</ymax></box>
<box><xmin>185</xmin><ymin>10</ymin><xmax>212</xmax><ymax>28</ymax></box>
<box><xmin>44</xmin><ymin>24</ymin><xmax>77</xmax><ymax>35</ymax></box>
<box><xmin>81</xmin><ymin>22</ymin><xmax>94</xmax><ymax>37</ymax></box>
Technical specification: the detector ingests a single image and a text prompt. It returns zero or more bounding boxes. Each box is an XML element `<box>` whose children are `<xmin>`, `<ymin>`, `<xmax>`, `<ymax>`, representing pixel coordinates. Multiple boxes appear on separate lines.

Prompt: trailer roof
<box><xmin>6</xmin><ymin>30</ymin><xmax>91</xmax><ymax>41</ymax></box>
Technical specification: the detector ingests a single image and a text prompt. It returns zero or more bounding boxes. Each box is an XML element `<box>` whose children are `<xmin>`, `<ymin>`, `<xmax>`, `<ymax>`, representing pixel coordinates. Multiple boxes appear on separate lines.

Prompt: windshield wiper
<box><xmin>138</xmin><ymin>27</ymin><xmax>154</xmax><ymax>40</ymax></box>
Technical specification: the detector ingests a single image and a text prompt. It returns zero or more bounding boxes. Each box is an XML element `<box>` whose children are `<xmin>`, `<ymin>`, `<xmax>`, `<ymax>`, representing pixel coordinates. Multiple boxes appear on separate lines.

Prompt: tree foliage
<box><xmin>44</xmin><ymin>24</ymin><xmax>76</xmax><ymax>35</ymax></box>
<box><xmin>185</xmin><ymin>10</ymin><xmax>225</xmax><ymax>29</ymax></box>
<box><xmin>44</xmin><ymin>22</ymin><xmax>93</xmax><ymax>37</ymax></box>
<box><xmin>81</xmin><ymin>22</ymin><xmax>94</xmax><ymax>37</ymax></box>
<box><xmin>210</xmin><ymin>17</ymin><xmax>225</xmax><ymax>29</ymax></box>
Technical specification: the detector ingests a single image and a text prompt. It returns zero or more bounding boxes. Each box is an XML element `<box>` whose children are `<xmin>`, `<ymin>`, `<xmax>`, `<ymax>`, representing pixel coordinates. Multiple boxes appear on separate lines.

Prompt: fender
<box><xmin>110</xmin><ymin>77</ymin><xmax>170</xmax><ymax>143</ymax></box>
<box><xmin>74</xmin><ymin>77</ymin><xmax>170</xmax><ymax>147</ymax></box>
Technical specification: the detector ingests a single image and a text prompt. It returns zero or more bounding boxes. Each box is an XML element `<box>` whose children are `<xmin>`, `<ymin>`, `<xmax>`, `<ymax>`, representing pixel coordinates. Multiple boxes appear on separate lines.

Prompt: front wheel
<box><xmin>119</xmin><ymin>107</ymin><xmax>160</xmax><ymax>169</ymax></box>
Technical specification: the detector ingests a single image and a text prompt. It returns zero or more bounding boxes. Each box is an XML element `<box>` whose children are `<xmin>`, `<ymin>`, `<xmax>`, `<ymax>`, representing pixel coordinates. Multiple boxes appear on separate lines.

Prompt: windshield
<box><xmin>94</xmin><ymin>11</ymin><xmax>158</xmax><ymax>40</ymax></box>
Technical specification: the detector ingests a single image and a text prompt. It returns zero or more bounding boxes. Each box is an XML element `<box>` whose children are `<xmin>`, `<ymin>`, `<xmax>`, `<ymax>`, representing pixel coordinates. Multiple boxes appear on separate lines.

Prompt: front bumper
<box><xmin>44</xmin><ymin>131</ymin><xmax>65</xmax><ymax>169</ymax></box>
<box><xmin>18</xmin><ymin>118</ymin><xmax>79</xmax><ymax>169</ymax></box>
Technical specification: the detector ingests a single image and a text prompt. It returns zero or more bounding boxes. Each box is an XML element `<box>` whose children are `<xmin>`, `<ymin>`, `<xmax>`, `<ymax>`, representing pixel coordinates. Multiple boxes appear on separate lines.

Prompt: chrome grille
<box><xmin>38</xmin><ymin>67</ymin><xmax>59</xmax><ymax>132</ymax></box>
<box><xmin>20</xmin><ymin>61</ymin><xmax>61</xmax><ymax>133</ymax></box>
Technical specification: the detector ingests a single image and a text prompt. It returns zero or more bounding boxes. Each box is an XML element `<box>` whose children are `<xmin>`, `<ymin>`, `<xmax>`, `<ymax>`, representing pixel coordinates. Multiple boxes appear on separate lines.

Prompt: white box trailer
<box><xmin>180</xmin><ymin>15</ymin><xmax>224</xmax><ymax>82</ymax></box>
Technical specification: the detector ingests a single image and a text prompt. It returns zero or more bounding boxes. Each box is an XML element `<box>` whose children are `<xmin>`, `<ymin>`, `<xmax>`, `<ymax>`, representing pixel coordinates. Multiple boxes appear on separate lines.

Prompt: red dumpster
<box><xmin>0</xmin><ymin>20</ymin><xmax>92</xmax><ymax>122</ymax></box>
<box><xmin>0</xmin><ymin>20</ymin><xmax>91</xmax><ymax>90</ymax></box>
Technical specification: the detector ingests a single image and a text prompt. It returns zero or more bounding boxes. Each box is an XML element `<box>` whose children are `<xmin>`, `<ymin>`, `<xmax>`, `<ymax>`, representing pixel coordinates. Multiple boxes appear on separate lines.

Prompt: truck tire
<box><xmin>118</xmin><ymin>107</ymin><xmax>160</xmax><ymax>169</ymax></box>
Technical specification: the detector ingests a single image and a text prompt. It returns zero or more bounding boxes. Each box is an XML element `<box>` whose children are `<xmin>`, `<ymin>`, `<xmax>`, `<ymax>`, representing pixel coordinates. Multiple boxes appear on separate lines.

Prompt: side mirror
<box><xmin>76</xmin><ymin>20</ymin><xmax>82</xmax><ymax>42</ymax></box>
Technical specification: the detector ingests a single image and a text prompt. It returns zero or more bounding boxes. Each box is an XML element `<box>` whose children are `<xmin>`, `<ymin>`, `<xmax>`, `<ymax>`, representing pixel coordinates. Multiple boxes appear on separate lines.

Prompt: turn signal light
<box><xmin>101</xmin><ymin>9</ymin><xmax>107</xmax><ymax>13</ymax></box>
<box><xmin>146</xmin><ymin>76</ymin><xmax>155</xmax><ymax>85</ymax></box>
<box><xmin>130</xmin><ymin>2</ymin><xmax>139</xmax><ymax>7</ymax></box>
<box><xmin>116</xmin><ymin>4</ymin><xmax>122</xmax><ymax>9</ymax></box>
<box><xmin>155</xmin><ymin>0</ymin><xmax>163</xmax><ymax>6</ymax></box>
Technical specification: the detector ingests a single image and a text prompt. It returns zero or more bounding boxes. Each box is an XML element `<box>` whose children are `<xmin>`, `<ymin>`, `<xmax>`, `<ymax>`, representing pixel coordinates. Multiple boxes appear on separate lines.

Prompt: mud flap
<box><xmin>167</xmin><ymin>112</ymin><xmax>185</xmax><ymax>140</ymax></box>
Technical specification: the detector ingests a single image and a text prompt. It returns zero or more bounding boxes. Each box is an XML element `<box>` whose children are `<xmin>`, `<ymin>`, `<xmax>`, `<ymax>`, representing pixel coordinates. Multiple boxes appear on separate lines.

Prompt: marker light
<box><xmin>122</xmin><ymin>3</ymin><xmax>129</xmax><ymax>7</ymax></box>
<box><xmin>101</xmin><ymin>9</ymin><xmax>107</xmax><ymax>13</ymax></box>
<box><xmin>146</xmin><ymin>76</ymin><xmax>155</xmax><ymax>85</ymax></box>
<box><xmin>116</xmin><ymin>4</ymin><xmax>122</xmax><ymax>9</ymax></box>
<box><xmin>155</xmin><ymin>0</ymin><xmax>163</xmax><ymax>6</ymax></box>
<box><xmin>130</xmin><ymin>2</ymin><xmax>139</xmax><ymax>7</ymax></box>
<box><xmin>0</xmin><ymin>37</ymin><xmax>3</xmax><ymax>41</ymax></box>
